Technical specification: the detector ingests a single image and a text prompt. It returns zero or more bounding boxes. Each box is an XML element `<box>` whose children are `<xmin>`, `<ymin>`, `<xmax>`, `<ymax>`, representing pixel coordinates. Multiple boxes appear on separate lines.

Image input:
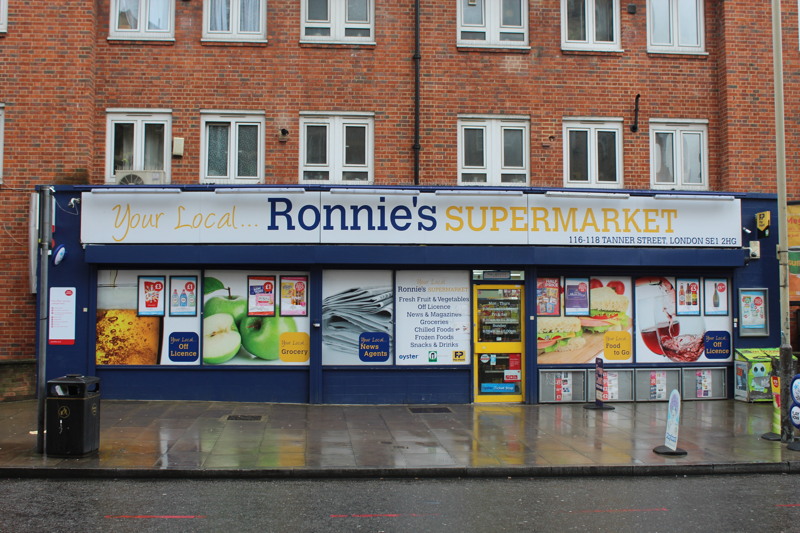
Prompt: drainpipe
<box><xmin>413</xmin><ymin>0</ymin><xmax>421</xmax><ymax>185</ymax></box>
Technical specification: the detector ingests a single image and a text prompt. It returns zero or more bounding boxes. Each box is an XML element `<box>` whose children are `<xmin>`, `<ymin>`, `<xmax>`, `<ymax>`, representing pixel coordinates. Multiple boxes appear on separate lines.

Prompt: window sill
<box><xmin>107</xmin><ymin>36</ymin><xmax>175</xmax><ymax>44</ymax></box>
<box><xmin>201</xmin><ymin>38</ymin><xmax>268</xmax><ymax>46</ymax></box>
<box><xmin>561</xmin><ymin>47</ymin><xmax>624</xmax><ymax>55</ymax></box>
<box><xmin>647</xmin><ymin>49</ymin><xmax>709</xmax><ymax>57</ymax></box>
<box><xmin>456</xmin><ymin>44</ymin><xmax>530</xmax><ymax>53</ymax></box>
<box><xmin>299</xmin><ymin>40</ymin><xmax>376</xmax><ymax>48</ymax></box>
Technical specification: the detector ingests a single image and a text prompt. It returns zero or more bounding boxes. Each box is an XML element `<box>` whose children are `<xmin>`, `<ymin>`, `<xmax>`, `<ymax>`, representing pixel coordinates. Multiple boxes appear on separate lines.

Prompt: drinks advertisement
<box><xmin>203</xmin><ymin>270</ymin><xmax>310</xmax><ymax>365</ymax></box>
<box><xmin>739</xmin><ymin>289</ymin><xmax>767</xmax><ymax>331</ymax></box>
<box><xmin>321</xmin><ymin>270</ymin><xmax>394</xmax><ymax>365</ymax></box>
<box><xmin>635</xmin><ymin>276</ymin><xmax>732</xmax><ymax>364</ymax></box>
<box><xmin>395</xmin><ymin>270</ymin><xmax>471</xmax><ymax>365</ymax></box>
<box><xmin>97</xmin><ymin>270</ymin><xmax>201</xmax><ymax>366</ymax></box>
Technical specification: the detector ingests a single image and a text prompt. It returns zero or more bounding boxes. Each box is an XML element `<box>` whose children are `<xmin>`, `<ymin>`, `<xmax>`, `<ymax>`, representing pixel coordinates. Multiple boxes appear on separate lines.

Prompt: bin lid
<box><xmin>48</xmin><ymin>374</ymin><xmax>100</xmax><ymax>385</ymax></box>
<box><xmin>734</xmin><ymin>348</ymin><xmax>777</xmax><ymax>362</ymax></box>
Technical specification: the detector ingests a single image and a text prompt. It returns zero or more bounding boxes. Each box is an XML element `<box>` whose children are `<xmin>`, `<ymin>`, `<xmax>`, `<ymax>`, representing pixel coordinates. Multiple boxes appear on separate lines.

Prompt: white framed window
<box><xmin>458</xmin><ymin>0</ymin><xmax>528</xmax><ymax>48</ymax></box>
<box><xmin>301</xmin><ymin>0</ymin><xmax>374</xmax><ymax>43</ymax></box>
<box><xmin>300</xmin><ymin>113</ymin><xmax>374</xmax><ymax>184</ymax></box>
<box><xmin>650</xmin><ymin>119</ymin><xmax>708</xmax><ymax>190</ymax></box>
<box><xmin>203</xmin><ymin>0</ymin><xmax>267</xmax><ymax>42</ymax></box>
<box><xmin>647</xmin><ymin>0</ymin><xmax>704</xmax><ymax>54</ymax></box>
<box><xmin>105</xmin><ymin>110</ymin><xmax>172</xmax><ymax>183</ymax></box>
<box><xmin>201</xmin><ymin>111</ymin><xmax>265</xmax><ymax>184</ymax></box>
<box><xmin>563</xmin><ymin>119</ymin><xmax>623</xmax><ymax>188</ymax></box>
<box><xmin>458</xmin><ymin>116</ymin><xmax>529</xmax><ymax>186</ymax></box>
<box><xmin>0</xmin><ymin>0</ymin><xmax>7</xmax><ymax>33</ymax></box>
<box><xmin>561</xmin><ymin>0</ymin><xmax>620</xmax><ymax>51</ymax></box>
<box><xmin>109</xmin><ymin>0</ymin><xmax>175</xmax><ymax>40</ymax></box>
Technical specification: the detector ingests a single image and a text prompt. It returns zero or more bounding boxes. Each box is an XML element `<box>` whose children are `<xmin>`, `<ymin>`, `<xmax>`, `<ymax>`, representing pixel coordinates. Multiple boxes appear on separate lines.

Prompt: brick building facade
<box><xmin>1</xmin><ymin>1</ymin><xmax>797</xmax><ymax>401</ymax></box>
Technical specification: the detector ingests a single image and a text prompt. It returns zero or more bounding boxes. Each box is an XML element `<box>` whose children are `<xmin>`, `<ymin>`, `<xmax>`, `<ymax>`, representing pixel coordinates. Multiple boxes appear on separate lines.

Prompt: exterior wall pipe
<box><xmin>413</xmin><ymin>0</ymin><xmax>421</xmax><ymax>185</ymax></box>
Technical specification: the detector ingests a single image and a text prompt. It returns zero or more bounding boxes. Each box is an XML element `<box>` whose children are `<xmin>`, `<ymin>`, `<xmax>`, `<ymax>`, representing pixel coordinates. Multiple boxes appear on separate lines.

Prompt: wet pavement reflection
<box><xmin>0</xmin><ymin>399</ymin><xmax>797</xmax><ymax>474</ymax></box>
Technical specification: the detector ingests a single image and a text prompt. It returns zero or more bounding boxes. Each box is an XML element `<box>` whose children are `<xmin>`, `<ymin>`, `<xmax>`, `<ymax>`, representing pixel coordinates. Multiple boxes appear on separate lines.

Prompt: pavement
<box><xmin>0</xmin><ymin>398</ymin><xmax>799</xmax><ymax>479</ymax></box>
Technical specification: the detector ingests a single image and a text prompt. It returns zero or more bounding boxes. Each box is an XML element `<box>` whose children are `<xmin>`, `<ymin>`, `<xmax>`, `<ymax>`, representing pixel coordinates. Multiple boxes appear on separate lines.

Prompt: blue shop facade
<box><xmin>39</xmin><ymin>185</ymin><xmax>780</xmax><ymax>404</ymax></box>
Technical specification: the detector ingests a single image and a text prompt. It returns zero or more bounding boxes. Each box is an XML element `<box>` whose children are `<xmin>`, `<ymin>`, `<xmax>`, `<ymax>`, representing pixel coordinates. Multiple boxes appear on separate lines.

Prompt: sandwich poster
<box><xmin>537</xmin><ymin>276</ymin><xmax>633</xmax><ymax>365</ymax></box>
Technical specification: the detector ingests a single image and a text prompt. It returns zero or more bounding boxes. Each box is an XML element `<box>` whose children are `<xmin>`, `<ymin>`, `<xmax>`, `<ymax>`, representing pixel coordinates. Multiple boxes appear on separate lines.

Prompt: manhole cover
<box><xmin>227</xmin><ymin>415</ymin><xmax>263</xmax><ymax>421</ymax></box>
<box><xmin>408</xmin><ymin>407</ymin><xmax>452</xmax><ymax>414</ymax></box>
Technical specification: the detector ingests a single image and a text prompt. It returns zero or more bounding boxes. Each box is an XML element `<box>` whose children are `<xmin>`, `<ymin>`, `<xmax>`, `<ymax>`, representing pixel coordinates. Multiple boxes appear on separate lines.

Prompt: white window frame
<box><xmin>109</xmin><ymin>0</ymin><xmax>175</xmax><ymax>41</ymax></box>
<box><xmin>0</xmin><ymin>105</ymin><xmax>4</xmax><ymax>183</ymax></box>
<box><xmin>457</xmin><ymin>116</ymin><xmax>530</xmax><ymax>186</ymax></box>
<box><xmin>649</xmin><ymin>119</ymin><xmax>709</xmax><ymax>191</ymax></box>
<box><xmin>0</xmin><ymin>0</ymin><xmax>8</xmax><ymax>33</ymax></box>
<box><xmin>299</xmin><ymin>112</ymin><xmax>374</xmax><ymax>184</ymax></box>
<box><xmin>563</xmin><ymin>118</ymin><xmax>624</xmax><ymax>188</ymax></box>
<box><xmin>105</xmin><ymin>109</ymin><xmax>172</xmax><ymax>183</ymax></box>
<box><xmin>202</xmin><ymin>0</ymin><xmax>267</xmax><ymax>42</ymax></box>
<box><xmin>200</xmin><ymin>111</ymin><xmax>265</xmax><ymax>184</ymax></box>
<box><xmin>301</xmin><ymin>0</ymin><xmax>375</xmax><ymax>44</ymax></box>
<box><xmin>560</xmin><ymin>0</ymin><xmax>621</xmax><ymax>52</ymax></box>
<box><xmin>457</xmin><ymin>0</ymin><xmax>529</xmax><ymax>49</ymax></box>
<box><xmin>646</xmin><ymin>0</ymin><xmax>705</xmax><ymax>54</ymax></box>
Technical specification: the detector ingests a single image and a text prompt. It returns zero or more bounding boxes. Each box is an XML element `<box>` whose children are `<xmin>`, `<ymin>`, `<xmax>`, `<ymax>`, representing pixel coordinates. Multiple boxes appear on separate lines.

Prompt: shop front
<box><xmin>38</xmin><ymin>186</ymin><xmax>779</xmax><ymax>404</ymax></box>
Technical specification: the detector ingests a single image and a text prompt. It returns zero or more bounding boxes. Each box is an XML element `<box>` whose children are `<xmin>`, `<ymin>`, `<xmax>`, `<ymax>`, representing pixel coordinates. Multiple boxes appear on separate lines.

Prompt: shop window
<box><xmin>561</xmin><ymin>0</ymin><xmax>620</xmax><ymax>51</ymax></box>
<box><xmin>109</xmin><ymin>0</ymin><xmax>175</xmax><ymax>40</ymax></box>
<box><xmin>0</xmin><ymin>0</ymin><xmax>7</xmax><ymax>33</ymax></box>
<box><xmin>458</xmin><ymin>117</ymin><xmax>529</xmax><ymax>186</ymax></box>
<box><xmin>457</xmin><ymin>0</ymin><xmax>528</xmax><ymax>48</ymax></box>
<box><xmin>105</xmin><ymin>110</ymin><xmax>172</xmax><ymax>184</ymax></box>
<box><xmin>647</xmin><ymin>0</ymin><xmax>704</xmax><ymax>54</ymax></box>
<box><xmin>649</xmin><ymin>119</ymin><xmax>708</xmax><ymax>191</ymax></box>
<box><xmin>300</xmin><ymin>113</ymin><xmax>373</xmax><ymax>184</ymax></box>
<box><xmin>563</xmin><ymin>119</ymin><xmax>622</xmax><ymax>188</ymax></box>
<box><xmin>301</xmin><ymin>0</ymin><xmax>374</xmax><ymax>43</ymax></box>
<box><xmin>201</xmin><ymin>112</ymin><xmax>265</xmax><ymax>184</ymax></box>
<box><xmin>203</xmin><ymin>0</ymin><xmax>267</xmax><ymax>42</ymax></box>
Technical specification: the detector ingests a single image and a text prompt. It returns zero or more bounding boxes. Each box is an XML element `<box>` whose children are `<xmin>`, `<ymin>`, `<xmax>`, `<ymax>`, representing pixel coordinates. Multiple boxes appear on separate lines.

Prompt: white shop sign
<box><xmin>80</xmin><ymin>190</ymin><xmax>742</xmax><ymax>247</ymax></box>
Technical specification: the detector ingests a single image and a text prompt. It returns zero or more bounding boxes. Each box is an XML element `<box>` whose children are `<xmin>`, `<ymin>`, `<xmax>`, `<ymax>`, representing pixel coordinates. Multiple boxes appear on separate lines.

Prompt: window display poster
<box><xmin>536</xmin><ymin>277</ymin><xmax>561</xmax><ymax>316</ymax></box>
<box><xmin>704</xmin><ymin>278</ymin><xmax>729</xmax><ymax>315</ymax></box>
<box><xmin>635</xmin><ymin>276</ymin><xmax>733</xmax><ymax>364</ymax></box>
<box><xmin>138</xmin><ymin>276</ymin><xmax>165</xmax><ymax>316</ymax></box>
<box><xmin>395</xmin><ymin>270</ymin><xmax>471</xmax><ymax>365</ymax></box>
<box><xmin>203</xmin><ymin>270</ymin><xmax>310</xmax><ymax>365</ymax></box>
<box><xmin>739</xmin><ymin>289</ymin><xmax>767</xmax><ymax>330</ymax></box>
<box><xmin>563</xmin><ymin>278</ymin><xmax>590</xmax><ymax>316</ymax></box>
<box><xmin>555</xmin><ymin>372</ymin><xmax>572</xmax><ymax>402</ymax></box>
<box><xmin>169</xmin><ymin>276</ymin><xmax>198</xmax><ymax>316</ymax></box>
<box><xmin>96</xmin><ymin>270</ymin><xmax>201</xmax><ymax>366</ymax></box>
<box><xmin>675</xmin><ymin>278</ymin><xmax>701</xmax><ymax>316</ymax></box>
<box><xmin>696</xmin><ymin>369</ymin><xmax>712</xmax><ymax>398</ymax></box>
<box><xmin>322</xmin><ymin>270</ymin><xmax>394</xmax><ymax>365</ymax></box>
<box><xmin>538</xmin><ymin>276</ymin><xmax>632</xmax><ymax>365</ymax></box>
<box><xmin>280</xmin><ymin>276</ymin><xmax>308</xmax><ymax>316</ymax></box>
<box><xmin>49</xmin><ymin>287</ymin><xmax>76</xmax><ymax>346</ymax></box>
<box><xmin>650</xmin><ymin>370</ymin><xmax>667</xmax><ymax>400</ymax></box>
<box><xmin>247</xmin><ymin>276</ymin><xmax>276</xmax><ymax>316</ymax></box>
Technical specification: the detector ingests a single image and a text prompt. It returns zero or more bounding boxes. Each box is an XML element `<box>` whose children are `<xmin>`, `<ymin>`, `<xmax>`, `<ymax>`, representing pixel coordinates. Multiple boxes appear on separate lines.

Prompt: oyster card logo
<box><xmin>80</xmin><ymin>191</ymin><xmax>741</xmax><ymax>247</ymax></box>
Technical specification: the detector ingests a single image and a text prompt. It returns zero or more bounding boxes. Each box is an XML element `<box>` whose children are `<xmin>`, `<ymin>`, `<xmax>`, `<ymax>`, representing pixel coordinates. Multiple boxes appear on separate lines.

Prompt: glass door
<box><xmin>473</xmin><ymin>284</ymin><xmax>524</xmax><ymax>403</ymax></box>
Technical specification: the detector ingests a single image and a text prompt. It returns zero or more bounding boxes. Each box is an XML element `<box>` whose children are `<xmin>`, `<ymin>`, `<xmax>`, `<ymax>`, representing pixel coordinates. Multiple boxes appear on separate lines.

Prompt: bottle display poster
<box><xmin>675</xmin><ymin>278</ymin><xmax>701</xmax><ymax>316</ymax></box>
<box><xmin>169</xmin><ymin>276</ymin><xmax>198</xmax><ymax>317</ymax></box>
<box><xmin>704</xmin><ymin>278</ymin><xmax>729</xmax><ymax>315</ymax></box>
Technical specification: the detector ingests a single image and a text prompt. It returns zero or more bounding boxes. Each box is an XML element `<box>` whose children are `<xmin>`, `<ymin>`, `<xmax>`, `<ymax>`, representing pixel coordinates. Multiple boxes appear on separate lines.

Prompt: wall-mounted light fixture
<box><xmin>278</xmin><ymin>128</ymin><xmax>290</xmax><ymax>142</ymax></box>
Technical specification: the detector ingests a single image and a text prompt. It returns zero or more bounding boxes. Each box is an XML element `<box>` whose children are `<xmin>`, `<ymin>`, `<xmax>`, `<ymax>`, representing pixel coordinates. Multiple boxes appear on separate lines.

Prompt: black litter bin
<box><xmin>46</xmin><ymin>374</ymin><xmax>101</xmax><ymax>457</ymax></box>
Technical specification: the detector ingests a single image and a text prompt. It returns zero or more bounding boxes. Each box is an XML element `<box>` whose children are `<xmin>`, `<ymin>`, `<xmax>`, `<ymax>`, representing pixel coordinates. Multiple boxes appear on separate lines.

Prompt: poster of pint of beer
<box><xmin>97</xmin><ymin>270</ymin><xmax>201</xmax><ymax>366</ymax></box>
<box><xmin>703</xmin><ymin>278</ymin><xmax>729</xmax><ymax>315</ymax></box>
<box><xmin>395</xmin><ymin>270</ymin><xmax>471</xmax><ymax>366</ymax></box>
<box><xmin>321</xmin><ymin>270</ymin><xmax>393</xmax><ymax>365</ymax></box>
<box><xmin>138</xmin><ymin>276</ymin><xmax>165</xmax><ymax>316</ymax></box>
<box><xmin>635</xmin><ymin>276</ymin><xmax>733</xmax><ymax>364</ymax></box>
<box><xmin>537</xmin><ymin>276</ymin><xmax>632</xmax><ymax>365</ymax></box>
<box><xmin>203</xmin><ymin>270</ymin><xmax>310</xmax><ymax>365</ymax></box>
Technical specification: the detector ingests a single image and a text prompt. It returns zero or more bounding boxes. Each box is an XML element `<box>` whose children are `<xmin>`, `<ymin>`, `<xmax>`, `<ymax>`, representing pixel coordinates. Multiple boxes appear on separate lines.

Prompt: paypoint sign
<box><xmin>81</xmin><ymin>189</ymin><xmax>742</xmax><ymax>248</ymax></box>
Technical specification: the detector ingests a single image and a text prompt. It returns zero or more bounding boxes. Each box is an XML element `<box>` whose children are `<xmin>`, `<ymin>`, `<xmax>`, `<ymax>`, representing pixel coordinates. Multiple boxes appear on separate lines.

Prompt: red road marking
<box><xmin>568</xmin><ymin>508</ymin><xmax>669</xmax><ymax>514</ymax></box>
<box><xmin>105</xmin><ymin>515</ymin><xmax>207</xmax><ymax>519</ymax></box>
<box><xmin>776</xmin><ymin>504</ymin><xmax>800</xmax><ymax>508</ymax></box>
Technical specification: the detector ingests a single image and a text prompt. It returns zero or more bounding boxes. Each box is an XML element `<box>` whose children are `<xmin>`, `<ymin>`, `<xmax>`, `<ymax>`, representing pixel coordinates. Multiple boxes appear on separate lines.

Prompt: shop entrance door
<box><xmin>473</xmin><ymin>284</ymin><xmax>525</xmax><ymax>403</ymax></box>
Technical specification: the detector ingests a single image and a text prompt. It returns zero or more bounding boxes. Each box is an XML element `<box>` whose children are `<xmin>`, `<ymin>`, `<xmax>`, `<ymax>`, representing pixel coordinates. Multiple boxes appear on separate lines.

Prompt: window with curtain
<box><xmin>457</xmin><ymin>0</ymin><xmax>528</xmax><ymax>48</ymax></box>
<box><xmin>563</xmin><ymin>119</ymin><xmax>623</xmax><ymax>188</ymax></box>
<box><xmin>201</xmin><ymin>113</ymin><xmax>265</xmax><ymax>183</ymax></box>
<box><xmin>458</xmin><ymin>117</ymin><xmax>529</xmax><ymax>185</ymax></box>
<box><xmin>0</xmin><ymin>0</ymin><xmax>7</xmax><ymax>33</ymax></box>
<box><xmin>650</xmin><ymin>120</ymin><xmax>708</xmax><ymax>190</ymax></box>
<box><xmin>647</xmin><ymin>0</ymin><xmax>704</xmax><ymax>54</ymax></box>
<box><xmin>300</xmin><ymin>114</ymin><xmax>374</xmax><ymax>183</ymax></box>
<box><xmin>110</xmin><ymin>0</ymin><xmax>174</xmax><ymax>39</ymax></box>
<box><xmin>105</xmin><ymin>111</ymin><xmax>172</xmax><ymax>183</ymax></box>
<box><xmin>302</xmin><ymin>0</ymin><xmax>374</xmax><ymax>42</ymax></box>
<box><xmin>561</xmin><ymin>0</ymin><xmax>620</xmax><ymax>51</ymax></box>
<box><xmin>204</xmin><ymin>0</ymin><xmax>267</xmax><ymax>41</ymax></box>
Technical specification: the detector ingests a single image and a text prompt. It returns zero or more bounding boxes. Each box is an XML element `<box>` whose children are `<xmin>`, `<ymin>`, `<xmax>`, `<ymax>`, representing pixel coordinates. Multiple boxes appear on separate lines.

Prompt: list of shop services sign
<box><xmin>80</xmin><ymin>190</ymin><xmax>742</xmax><ymax>247</ymax></box>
